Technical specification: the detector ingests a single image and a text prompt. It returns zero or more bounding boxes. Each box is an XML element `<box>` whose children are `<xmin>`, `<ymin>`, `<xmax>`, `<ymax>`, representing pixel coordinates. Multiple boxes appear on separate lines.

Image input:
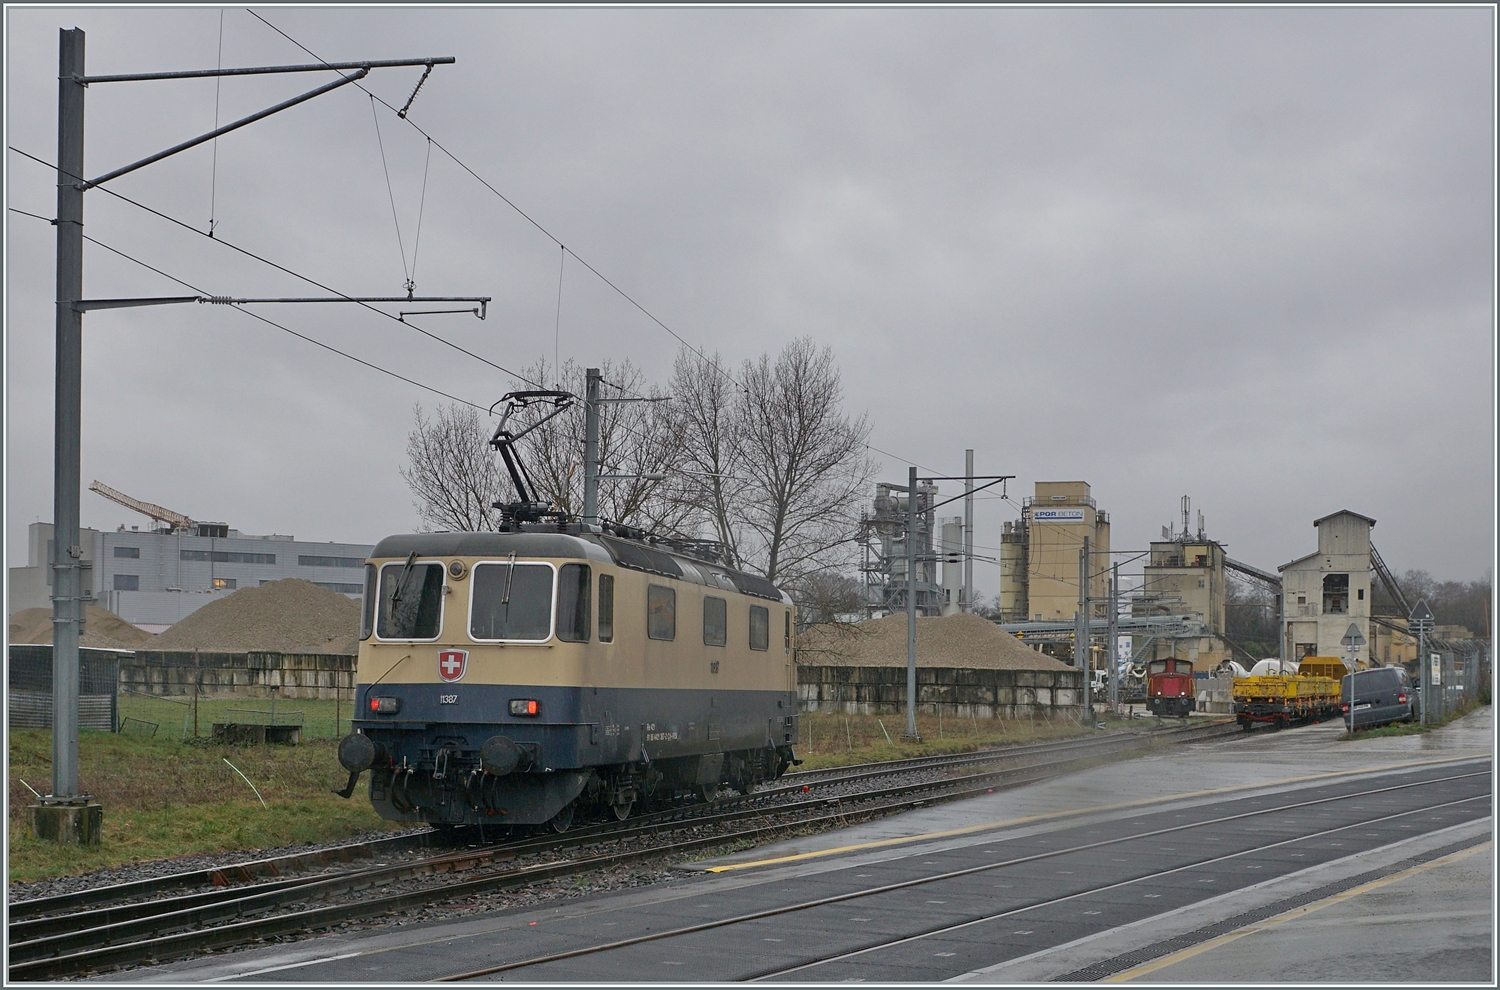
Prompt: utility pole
<box><xmin>50</xmin><ymin>28</ymin><xmax>86</xmax><ymax>815</ymax></box>
<box><xmin>1077</xmin><ymin>536</ymin><xmax>1091</xmax><ymax>723</ymax></box>
<box><xmin>583</xmin><ymin>367</ymin><xmax>601</xmax><ymax>526</ymax></box>
<box><xmin>32</xmin><ymin>29</ymin><xmax>457</xmax><ymax>845</ymax></box>
<box><xmin>905</xmin><ymin>466</ymin><xmax>920</xmax><ymax>740</ymax></box>
<box><xmin>962</xmin><ymin>449</ymin><xmax>974</xmax><ymax>612</ymax></box>
<box><xmin>1107</xmin><ymin>561</ymin><xmax>1120</xmax><ymax>712</ymax></box>
<box><xmin>1409</xmin><ymin>600</ymin><xmax>1434</xmax><ymax>726</ymax></box>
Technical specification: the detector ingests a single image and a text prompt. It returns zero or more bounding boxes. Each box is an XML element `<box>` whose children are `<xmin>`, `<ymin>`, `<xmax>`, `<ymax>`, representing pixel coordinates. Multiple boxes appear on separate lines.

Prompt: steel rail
<box><xmin>6</xmin><ymin>828</ymin><xmax>445</xmax><ymax>921</ymax></box>
<box><xmin>5</xmin><ymin>722</ymin><xmax>1240</xmax><ymax>977</ymax></box>
<box><xmin>7</xmin><ymin>732</ymin><xmax>1185</xmax><ymax>979</ymax></box>
<box><xmin>5</xmin><ymin>751</ymin><xmax>1093</xmax><ymax>967</ymax></box>
<box><xmin>437</xmin><ymin>770</ymin><xmax>1491</xmax><ymax>981</ymax></box>
<box><xmin>10</xmin><ymin>720</ymin><xmax>1224</xmax><ymax>925</ymax></box>
<box><xmin>752</xmin><ymin>795</ymin><xmax>1492</xmax><ymax>980</ymax></box>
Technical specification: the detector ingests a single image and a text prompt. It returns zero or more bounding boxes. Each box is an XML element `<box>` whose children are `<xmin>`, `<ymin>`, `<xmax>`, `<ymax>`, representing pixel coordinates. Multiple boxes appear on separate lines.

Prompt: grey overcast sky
<box><xmin>5</xmin><ymin>6</ymin><xmax>1495</xmax><ymax>595</ymax></box>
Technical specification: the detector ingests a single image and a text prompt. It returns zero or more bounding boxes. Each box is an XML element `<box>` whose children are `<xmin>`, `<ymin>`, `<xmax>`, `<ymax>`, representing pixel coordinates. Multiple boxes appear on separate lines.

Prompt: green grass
<box><xmin>792</xmin><ymin>709</ymin><xmax>1099</xmax><ymax>771</ymax></box>
<box><xmin>7</xmin><ymin>725</ymin><xmax>406</xmax><ymax>884</ymax></box>
<box><xmin>115</xmin><ymin>693</ymin><xmax>358</xmax><ymax>742</ymax></box>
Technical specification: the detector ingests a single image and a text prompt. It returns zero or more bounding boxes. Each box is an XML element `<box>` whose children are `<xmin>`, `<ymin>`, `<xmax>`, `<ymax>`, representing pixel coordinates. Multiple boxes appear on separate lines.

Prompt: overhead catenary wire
<box><xmin>7</xmin><ymin>144</ymin><xmax>543</xmax><ymax>391</ymax></box>
<box><xmin>8</xmin><ymin>206</ymin><xmax>486</xmax><ymax>410</ymax></box>
<box><xmin>208</xmin><ymin>8</ymin><xmax>225</xmax><ymax>238</ymax></box>
<box><xmin>243</xmin><ymin>10</ymin><xmax>942</xmax><ymax>476</ymax></box>
<box><xmin>370</xmin><ymin>94</ymin><xmax>411</xmax><ymax>288</ymax></box>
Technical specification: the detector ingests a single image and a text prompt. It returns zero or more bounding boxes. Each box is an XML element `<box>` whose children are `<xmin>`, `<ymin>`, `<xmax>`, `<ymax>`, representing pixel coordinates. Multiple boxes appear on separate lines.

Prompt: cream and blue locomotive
<box><xmin>337</xmin><ymin>391</ymin><xmax>799</xmax><ymax>830</ymax></box>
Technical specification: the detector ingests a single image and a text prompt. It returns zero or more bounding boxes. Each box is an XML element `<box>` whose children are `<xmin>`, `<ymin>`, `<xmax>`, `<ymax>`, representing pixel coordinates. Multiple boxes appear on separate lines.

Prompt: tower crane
<box><xmin>88</xmin><ymin>480</ymin><xmax>195</xmax><ymax>533</ymax></box>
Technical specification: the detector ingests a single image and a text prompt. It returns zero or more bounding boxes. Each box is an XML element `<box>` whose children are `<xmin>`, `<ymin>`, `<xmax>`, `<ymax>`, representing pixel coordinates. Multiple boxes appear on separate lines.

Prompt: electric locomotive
<box><xmin>1145</xmin><ymin>657</ymin><xmax>1196</xmax><ymax>720</ymax></box>
<box><xmin>335</xmin><ymin>390</ymin><xmax>799</xmax><ymax>830</ymax></box>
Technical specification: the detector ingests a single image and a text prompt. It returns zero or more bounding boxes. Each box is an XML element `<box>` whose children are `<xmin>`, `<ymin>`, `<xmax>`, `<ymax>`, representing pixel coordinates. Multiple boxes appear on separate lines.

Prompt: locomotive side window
<box><xmin>377</xmin><ymin>561</ymin><xmax>445</xmax><ymax>640</ymax></box>
<box><xmin>599</xmin><ymin>574</ymin><xmax>615</xmax><ymax>643</ymax></box>
<box><xmin>749</xmin><ymin>605</ymin><xmax>769</xmax><ymax>651</ymax></box>
<box><xmin>784</xmin><ymin>610</ymin><xmax>792</xmax><ymax>654</ymax></box>
<box><xmin>469</xmin><ymin>562</ymin><xmax>554</xmax><ymax>642</ymax></box>
<box><xmin>360</xmin><ymin>563</ymin><xmax>376</xmax><ymax>641</ymax></box>
<box><xmin>703</xmin><ymin>596</ymin><xmax>727</xmax><ymax>647</ymax></box>
<box><xmin>647</xmin><ymin>584</ymin><xmax>676</xmax><ymax>641</ymax></box>
<box><xmin>556</xmin><ymin>563</ymin><xmax>591</xmax><ymax>643</ymax></box>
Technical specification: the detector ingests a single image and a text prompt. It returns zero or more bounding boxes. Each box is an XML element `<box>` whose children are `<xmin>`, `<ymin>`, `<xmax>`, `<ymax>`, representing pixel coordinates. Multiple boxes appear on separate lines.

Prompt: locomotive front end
<box><xmin>338</xmin><ymin>533</ymin><xmax>602</xmax><ymax>828</ymax></box>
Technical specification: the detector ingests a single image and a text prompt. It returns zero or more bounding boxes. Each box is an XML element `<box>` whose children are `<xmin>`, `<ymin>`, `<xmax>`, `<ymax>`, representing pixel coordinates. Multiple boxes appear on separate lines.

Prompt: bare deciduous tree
<box><xmin>735</xmin><ymin>338</ymin><xmax>876</xmax><ymax>584</ymax></box>
<box><xmin>398</xmin><ymin>403</ymin><xmax>509</xmax><ymax>531</ymax></box>
<box><xmin>401</xmin><ymin>340</ymin><xmax>876</xmax><ymax>596</ymax></box>
<box><xmin>669</xmin><ymin>349</ymin><xmax>750</xmax><ymax>566</ymax></box>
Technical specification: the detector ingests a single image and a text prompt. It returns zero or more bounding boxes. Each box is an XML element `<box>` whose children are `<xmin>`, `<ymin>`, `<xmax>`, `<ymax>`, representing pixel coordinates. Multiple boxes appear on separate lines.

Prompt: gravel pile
<box><xmin>797</xmin><ymin>612</ymin><xmax>1072</xmax><ymax>670</ymax></box>
<box><xmin>7</xmin><ymin>606</ymin><xmax>154</xmax><ymax>650</ymax></box>
<box><xmin>149</xmin><ymin>579</ymin><xmax>361</xmax><ymax>655</ymax></box>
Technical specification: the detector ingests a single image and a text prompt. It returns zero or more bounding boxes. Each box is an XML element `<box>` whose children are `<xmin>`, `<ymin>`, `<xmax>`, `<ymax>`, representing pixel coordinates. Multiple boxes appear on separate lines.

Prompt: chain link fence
<box><xmin>6</xmin><ymin>644</ymin><xmax>121</xmax><ymax>731</ymax></box>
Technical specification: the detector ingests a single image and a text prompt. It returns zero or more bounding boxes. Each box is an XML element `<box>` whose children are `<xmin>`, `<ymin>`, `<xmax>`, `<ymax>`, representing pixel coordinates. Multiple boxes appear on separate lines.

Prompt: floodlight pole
<box><xmin>43</xmin><ymin>29</ymin><xmax>455</xmax><ymax>838</ymax></box>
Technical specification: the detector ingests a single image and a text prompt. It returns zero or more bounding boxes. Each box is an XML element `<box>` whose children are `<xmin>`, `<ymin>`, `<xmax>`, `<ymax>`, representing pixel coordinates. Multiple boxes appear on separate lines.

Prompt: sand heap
<box><xmin>8</xmin><ymin>605</ymin><xmax>157</xmax><ymax>650</ymax></box>
<box><xmin>797</xmin><ymin>612</ymin><xmax>1072</xmax><ymax>671</ymax></box>
<box><xmin>149</xmin><ymin>578</ymin><xmax>361</xmax><ymax>655</ymax></box>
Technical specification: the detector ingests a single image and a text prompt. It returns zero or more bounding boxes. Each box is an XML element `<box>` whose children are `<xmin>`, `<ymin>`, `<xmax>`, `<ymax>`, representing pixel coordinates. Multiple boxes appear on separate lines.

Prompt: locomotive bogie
<box><xmin>342</xmin><ymin>531</ymin><xmax>799</xmax><ymax>827</ymax></box>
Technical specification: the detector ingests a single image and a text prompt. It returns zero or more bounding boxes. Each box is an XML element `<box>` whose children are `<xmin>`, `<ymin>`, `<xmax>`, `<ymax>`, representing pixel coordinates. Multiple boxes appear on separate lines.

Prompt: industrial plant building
<box><xmin>997</xmin><ymin>482</ymin><xmax>1111</xmax><ymax>624</ymax></box>
<box><xmin>8</xmin><ymin>521</ymin><xmax>372</xmax><ymax>632</ymax></box>
<box><xmin>1277</xmin><ymin>510</ymin><xmax>1376</xmax><ymax>662</ymax></box>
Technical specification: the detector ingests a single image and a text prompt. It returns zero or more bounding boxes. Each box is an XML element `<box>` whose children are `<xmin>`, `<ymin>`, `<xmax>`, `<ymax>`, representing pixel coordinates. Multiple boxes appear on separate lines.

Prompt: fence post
<box><xmin>193</xmin><ymin>649</ymin><xmax>200</xmax><ymax>739</ymax></box>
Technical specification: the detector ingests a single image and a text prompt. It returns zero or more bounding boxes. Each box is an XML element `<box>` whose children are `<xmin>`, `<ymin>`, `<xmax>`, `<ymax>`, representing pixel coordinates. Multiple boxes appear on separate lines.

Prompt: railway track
<box><xmin>433</xmin><ymin>765</ymin><xmax>1491</xmax><ymax>982</ymax></box>
<box><xmin>7</xmin><ymin>719</ymin><xmax>1236</xmax><ymax>980</ymax></box>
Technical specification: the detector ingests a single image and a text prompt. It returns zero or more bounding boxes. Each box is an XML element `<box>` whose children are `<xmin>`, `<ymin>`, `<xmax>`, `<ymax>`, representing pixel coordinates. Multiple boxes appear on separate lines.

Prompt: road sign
<box><xmin>1410</xmin><ymin>599</ymin><xmax>1435</xmax><ymax>629</ymax></box>
<box><xmin>1340</xmin><ymin>623</ymin><xmax>1365</xmax><ymax>648</ymax></box>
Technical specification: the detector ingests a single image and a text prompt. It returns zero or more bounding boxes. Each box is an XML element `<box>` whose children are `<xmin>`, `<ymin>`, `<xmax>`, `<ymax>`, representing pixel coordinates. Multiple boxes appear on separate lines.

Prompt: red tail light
<box><xmin>370</xmin><ymin>697</ymin><xmax>400</xmax><ymax>714</ymax></box>
<box><xmin>509</xmin><ymin>699</ymin><xmax>540</xmax><ymax>716</ymax></box>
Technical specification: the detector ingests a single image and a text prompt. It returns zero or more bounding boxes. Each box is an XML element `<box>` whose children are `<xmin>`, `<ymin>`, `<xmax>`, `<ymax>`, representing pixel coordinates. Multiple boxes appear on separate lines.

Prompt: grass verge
<box><xmin>792</xmin><ymin>708</ymin><xmax>1104</xmax><ymax>772</ymax></box>
<box><xmin>7</xmin><ymin>726</ymin><xmax>404</xmax><ymax>884</ymax></box>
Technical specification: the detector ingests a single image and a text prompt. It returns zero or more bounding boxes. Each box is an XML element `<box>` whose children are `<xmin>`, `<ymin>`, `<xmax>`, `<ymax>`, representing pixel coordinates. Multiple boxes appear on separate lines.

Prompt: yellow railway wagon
<box><xmin>1232</xmin><ymin>657</ymin><xmax>1343</xmax><ymax>730</ymax></box>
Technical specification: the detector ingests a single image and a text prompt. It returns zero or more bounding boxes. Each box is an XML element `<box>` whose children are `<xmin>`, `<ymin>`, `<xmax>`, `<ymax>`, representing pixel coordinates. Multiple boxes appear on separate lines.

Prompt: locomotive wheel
<box><xmin>611</xmin><ymin>799</ymin><xmax>633</xmax><ymax>821</ymax></box>
<box><xmin>548</xmin><ymin>801</ymin><xmax>576</xmax><ymax>833</ymax></box>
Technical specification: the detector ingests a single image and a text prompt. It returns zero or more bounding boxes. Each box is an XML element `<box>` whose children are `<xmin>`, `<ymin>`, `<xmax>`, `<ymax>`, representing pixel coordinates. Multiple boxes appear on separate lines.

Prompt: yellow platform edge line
<box><xmin>1102</xmin><ymin>840</ymin><xmax>1493</xmax><ymax>982</ymax></box>
<box><xmin>703</xmin><ymin>752</ymin><xmax>1490</xmax><ymax>873</ymax></box>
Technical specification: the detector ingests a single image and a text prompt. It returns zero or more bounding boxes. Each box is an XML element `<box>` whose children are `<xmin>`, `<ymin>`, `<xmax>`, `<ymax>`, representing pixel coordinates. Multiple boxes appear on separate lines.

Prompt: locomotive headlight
<box><xmin>370</xmin><ymin>696</ymin><xmax>401</xmax><ymax>714</ymax></box>
<box><xmin>509</xmin><ymin>699</ymin><xmax>541</xmax><ymax>716</ymax></box>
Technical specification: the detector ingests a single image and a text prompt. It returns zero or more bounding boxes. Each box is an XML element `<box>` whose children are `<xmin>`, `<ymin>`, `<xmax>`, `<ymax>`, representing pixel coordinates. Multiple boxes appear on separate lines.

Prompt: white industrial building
<box><xmin>9</xmin><ymin>521</ymin><xmax>373</xmax><ymax>632</ymax></box>
<box><xmin>1277</xmin><ymin>509</ymin><xmax>1375</xmax><ymax>661</ymax></box>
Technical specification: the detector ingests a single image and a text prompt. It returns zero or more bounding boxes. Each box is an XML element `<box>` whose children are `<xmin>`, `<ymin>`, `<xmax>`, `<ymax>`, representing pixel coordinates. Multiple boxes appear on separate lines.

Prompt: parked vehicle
<box><xmin>1341</xmin><ymin>666</ymin><xmax>1414</xmax><ymax>730</ymax></box>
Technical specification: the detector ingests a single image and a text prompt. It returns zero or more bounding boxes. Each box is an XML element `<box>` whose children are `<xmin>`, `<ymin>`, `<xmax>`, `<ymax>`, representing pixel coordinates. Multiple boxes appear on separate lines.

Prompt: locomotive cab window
<box><xmin>361</xmin><ymin>563</ymin><xmax>377</xmax><ymax>640</ymax></box>
<box><xmin>599</xmin><ymin>574</ymin><xmax>615</xmax><ymax>643</ymax></box>
<box><xmin>749</xmin><ymin>605</ymin><xmax>769</xmax><ymax>651</ymax></box>
<box><xmin>470</xmin><ymin>561</ymin><xmax>554</xmax><ymax>642</ymax></box>
<box><xmin>784</xmin><ymin>610</ymin><xmax>792</xmax><ymax>654</ymax></box>
<box><xmin>376</xmin><ymin>560</ymin><xmax>445</xmax><ymax>640</ymax></box>
<box><xmin>647</xmin><ymin>585</ymin><xmax>676</xmax><ymax>641</ymax></box>
<box><xmin>703</xmin><ymin>596</ymin><xmax>727</xmax><ymax>647</ymax></box>
<box><xmin>556</xmin><ymin>563</ymin><xmax>591</xmax><ymax>642</ymax></box>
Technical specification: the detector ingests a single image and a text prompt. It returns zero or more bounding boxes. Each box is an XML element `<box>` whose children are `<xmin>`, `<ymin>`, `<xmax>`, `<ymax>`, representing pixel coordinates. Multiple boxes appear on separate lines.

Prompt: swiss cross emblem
<box><xmin>438</xmin><ymin>650</ymin><xmax>467</xmax><ymax>683</ymax></box>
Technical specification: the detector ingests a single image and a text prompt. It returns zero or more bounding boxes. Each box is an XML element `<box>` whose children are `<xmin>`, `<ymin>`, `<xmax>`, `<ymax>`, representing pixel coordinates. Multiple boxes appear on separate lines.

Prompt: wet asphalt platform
<box><xmin>126</xmin><ymin>708</ymin><xmax>1493</xmax><ymax>984</ymax></box>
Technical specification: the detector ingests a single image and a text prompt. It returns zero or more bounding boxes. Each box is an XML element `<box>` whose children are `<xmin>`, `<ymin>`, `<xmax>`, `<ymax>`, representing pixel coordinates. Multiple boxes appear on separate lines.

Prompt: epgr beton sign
<box><xmin>1032</xmin><ymin>508</ymin><xmax>1086</xmax><ymax>523</ymax></box>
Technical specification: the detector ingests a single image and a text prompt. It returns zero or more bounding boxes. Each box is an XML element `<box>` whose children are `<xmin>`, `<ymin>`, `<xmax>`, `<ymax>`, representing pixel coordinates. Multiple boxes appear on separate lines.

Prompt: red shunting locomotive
<box><xmin>1146</xmin><ymin>657</ymin><xmax>1196</xmax><ymax>720</ymax></box>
